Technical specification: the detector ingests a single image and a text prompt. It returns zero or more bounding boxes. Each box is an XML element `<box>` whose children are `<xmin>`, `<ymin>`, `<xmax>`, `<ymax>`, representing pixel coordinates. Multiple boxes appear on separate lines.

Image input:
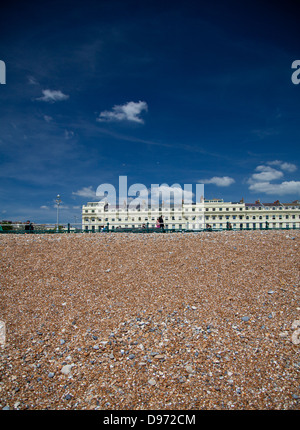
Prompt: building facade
<box><xmin>82</xmin><ymin>198</ymin><xmax>300</xmax><ymax>231</ymax></box>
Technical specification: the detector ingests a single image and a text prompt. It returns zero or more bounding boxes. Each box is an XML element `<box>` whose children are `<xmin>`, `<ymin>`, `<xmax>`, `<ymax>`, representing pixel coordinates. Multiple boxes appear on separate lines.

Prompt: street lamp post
<box><xmin>56</xmin><ymin>194</ymin><xmax>61</xmax><ymax>232</ymax></box>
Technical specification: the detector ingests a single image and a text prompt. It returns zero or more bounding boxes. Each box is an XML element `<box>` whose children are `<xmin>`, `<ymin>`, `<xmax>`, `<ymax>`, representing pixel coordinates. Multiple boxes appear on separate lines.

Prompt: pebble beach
<box><xmin>0</xmin><ymin>230</ymin><xmax>299</xmax><ymax>410</ymax></box>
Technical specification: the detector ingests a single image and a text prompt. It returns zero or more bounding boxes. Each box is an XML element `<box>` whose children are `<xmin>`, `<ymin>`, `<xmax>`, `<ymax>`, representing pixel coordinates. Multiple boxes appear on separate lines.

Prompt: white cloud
<box><xmin>267</xmin><ymin>160</ymin><xmax>297</xmax><ymax>173</ymax></box>
<box><xmin>248</xmin><ymin>181</ymin><xmax>300</xmax><ymax>195</ymax></box>
<box><xmin>247</xmin><ymin>162</ymin><xmax>300</xmax><ymax>196</ymax></box>
<box><xmin>72</xmin><ymin>186</ymin><xmax>97</xmax><ymax>198</ymax></box>
<box><xmin>36</xmin><ymin>89</ymin><xmax>69</xmax><ymax>103</ymax></box>
<box><xmin>280</xmin><ymin>162</ymin><xmax>297</xmax><ymax>172</ymax></box>
<box><xmin>97</xmin><ymin>101</ymin><xmax>148</xmax><ymax>124</ymax></box>
<box><xmin>40</xmin><ymin>205</ymin><xmax>49</xmax><ymax>210</ymax></box>
<box><xmin>199</xmin><ymin>176</ymin><xmax>235</xmax><ymax>187</ymax></box>
<box><xmin>250</xmin><ymin>165</ymin><xmax>284</xmax><ymax>182</ymax></box>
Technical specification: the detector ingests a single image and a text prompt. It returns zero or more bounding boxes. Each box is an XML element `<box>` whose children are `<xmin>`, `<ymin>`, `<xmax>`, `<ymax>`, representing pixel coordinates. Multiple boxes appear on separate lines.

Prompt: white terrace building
<box><xmin>82</xmin><ymin>198</ymin><xmax>300</xmax><ymax>231</ymax></box>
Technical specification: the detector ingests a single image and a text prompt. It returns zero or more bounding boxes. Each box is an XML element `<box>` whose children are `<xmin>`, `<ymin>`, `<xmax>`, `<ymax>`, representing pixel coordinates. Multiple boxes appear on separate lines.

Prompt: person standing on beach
<box><xmin>158</xmin><ymin>215</ymin><xmax>165</xmax><ymax>232</ymax></box>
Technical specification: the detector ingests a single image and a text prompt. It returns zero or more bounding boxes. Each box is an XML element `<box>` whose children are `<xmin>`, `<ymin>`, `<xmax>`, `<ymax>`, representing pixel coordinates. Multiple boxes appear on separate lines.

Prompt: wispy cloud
<box><xmin>36</xmin><ymin>89</ymin><xmax>69</xmax><ymax>103</ymax></box>
<box><xmin>199</xmin><ymin>176</ymin><xmax>235</xmax><ymax>187</ymax></box>
<box><xmin>43</xmin><ymin>115</ymin><xmax>53</xmax><ymax>122</ymax></box>
<box><xmin>97</xmin><ymin>101</ymin><xmax>148</xmax><ymax>124</ymax></box>
<box><xmin>64</xmin><ymin>130</ymin><xmax>74</xmax><ymax>140</ymax></box>
<box><xmin>27</xmin><ymin>75</ymin><xmax>39</xmax><ymax>85</ymax></box>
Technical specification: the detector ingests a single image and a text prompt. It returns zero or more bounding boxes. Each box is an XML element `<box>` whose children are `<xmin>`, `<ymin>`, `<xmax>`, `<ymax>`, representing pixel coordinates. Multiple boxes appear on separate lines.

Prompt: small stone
<box><xmin>242</xmin><ymin>316</ymin><xmax>250</xmax><ymax>322</ymax></box>
<box><xmin>148</xmin><ymin>378</ymin><xmax>156</xmax><ymax>385</ymax></box>
<box><xmin>128</xmin><ymin>354</ymin><xmax>135</xmax><ymax>359</ymax></box>
<box><xmin>61</xmin><ymin>365</ymin><xmax>72</xmax><ymax>375</ymax></box>
<box><xmin>48</xmin><ymin>372</ymin><xmax>55</xmax><ymax>378</ymax></box>
<box><xmin>65</xmin><ymin>394</ymin><xmax>72</xmax><ymax>400</ymax></box>
<box><xmin>185</xmin><ymin>365</ymin><xmax>194</xmax><ymax>374</ymax></box>
<box><xmin>279</xmin><ymin>332</ymin><xmax>288</xmax><ymax>338</ymax></box>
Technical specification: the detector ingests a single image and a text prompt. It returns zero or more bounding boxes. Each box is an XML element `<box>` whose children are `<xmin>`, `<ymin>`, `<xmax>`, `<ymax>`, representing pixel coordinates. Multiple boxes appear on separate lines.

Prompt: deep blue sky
<box><xmin>0</xmin><ymin>0</ymin><xmax>299</xmax><ymax>223</ymax></box>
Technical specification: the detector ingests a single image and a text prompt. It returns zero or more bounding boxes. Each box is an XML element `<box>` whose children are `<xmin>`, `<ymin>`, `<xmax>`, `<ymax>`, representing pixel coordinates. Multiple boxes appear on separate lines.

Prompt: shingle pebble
<box><xmin>0</xmin><ymin>230</ymin><xmax>299</xmax><ymax>410</ymax></box>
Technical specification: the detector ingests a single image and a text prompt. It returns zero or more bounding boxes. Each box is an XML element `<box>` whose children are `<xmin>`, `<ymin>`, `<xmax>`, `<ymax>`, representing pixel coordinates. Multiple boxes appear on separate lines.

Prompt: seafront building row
<box><xmin>82</xmin><ymin>198</ymin><xmax>300</xmax><ymax>232</ymax></box>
